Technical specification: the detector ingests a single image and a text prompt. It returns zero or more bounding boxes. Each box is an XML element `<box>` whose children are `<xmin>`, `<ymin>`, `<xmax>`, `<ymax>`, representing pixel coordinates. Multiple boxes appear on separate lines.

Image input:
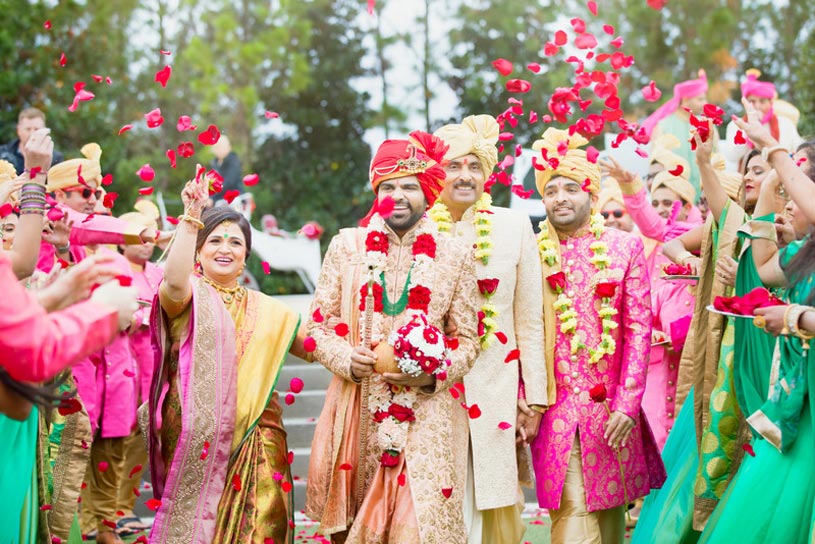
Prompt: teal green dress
<box><xmin>700</xmin><ymin>237</ymin><xmax>815</xmax><ymax>543</ymax></box>
<box><xmin>0</xmin><ymin>408</ymin><xmax>39</xmax><ymax>543</ymax></box>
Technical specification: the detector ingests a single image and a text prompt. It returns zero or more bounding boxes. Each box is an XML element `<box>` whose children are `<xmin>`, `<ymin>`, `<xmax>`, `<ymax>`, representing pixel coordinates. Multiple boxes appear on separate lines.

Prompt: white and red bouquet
<box><xmin>389</xmin><ymin>314</ymin><xmax>451</xmax><ymax>381</ymax></box>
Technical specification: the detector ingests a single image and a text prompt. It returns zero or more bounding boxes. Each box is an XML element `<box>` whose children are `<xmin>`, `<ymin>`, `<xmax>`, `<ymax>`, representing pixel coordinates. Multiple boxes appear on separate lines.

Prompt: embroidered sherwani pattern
<box><xmin>306</xmin><ymin>217</ymin><xmax>480</xmax><ymax>543</ymax></box>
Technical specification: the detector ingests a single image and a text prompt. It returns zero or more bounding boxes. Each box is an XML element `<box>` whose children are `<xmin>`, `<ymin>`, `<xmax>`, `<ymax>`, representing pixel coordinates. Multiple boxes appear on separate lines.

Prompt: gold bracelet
<box><xmin>177</xmin><ymin>214</ymin><xmax>204</xmax><ymax>230</ymax></box>
<box><xmin>795</xmin><ymin>307</ymin><xmax>815</xmax><ymax>341</ymax></box>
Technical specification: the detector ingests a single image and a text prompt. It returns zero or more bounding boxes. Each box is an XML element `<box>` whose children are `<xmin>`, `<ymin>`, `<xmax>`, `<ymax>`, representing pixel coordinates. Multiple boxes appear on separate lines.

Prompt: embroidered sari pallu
<box><xmin>147</xmin><ymin>278</ymin><xmax>299</xmax><ymax>544</ymax></box>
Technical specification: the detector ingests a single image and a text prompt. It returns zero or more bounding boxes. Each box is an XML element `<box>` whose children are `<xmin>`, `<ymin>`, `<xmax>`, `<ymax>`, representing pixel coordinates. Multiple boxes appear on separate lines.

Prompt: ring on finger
<box><xmin>753</xmin><ymin>315</ymin><xmax>766</xmax><ymax>329</ymax></box>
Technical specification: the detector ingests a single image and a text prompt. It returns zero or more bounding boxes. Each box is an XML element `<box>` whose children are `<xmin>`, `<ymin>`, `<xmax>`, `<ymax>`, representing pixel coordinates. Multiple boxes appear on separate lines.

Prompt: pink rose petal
<box><xmin>155</xmin><ymin>65</ymin><xmax>172</xmax><ymax>88</ymax></box>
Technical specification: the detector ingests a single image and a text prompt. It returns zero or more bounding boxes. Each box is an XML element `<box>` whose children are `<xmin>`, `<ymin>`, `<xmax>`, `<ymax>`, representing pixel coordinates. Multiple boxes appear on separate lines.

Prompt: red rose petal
<box><xmin>543</xmin><ymin>42</ymin><xmax>559</xmax><ymax>57</ymax></box>
<box><xmin>303</xmin><ymin>336</ymin><xmax>317</xmax><ymax>353</ymax></box>
<box><xmin>128</xmin><ymin>464</ymin><xmax>143</xmax><ymax>479</ymax></box>
<box><xmin>232</xmin><ymin>474</ymin><xmax>242</xmax><ymax>491</ymax></box>
<box><xmin>166</xmin><ymin>149</ymin><xmax>177</xmax><ymax>169</ymax></box>
<box><xmin>468</xmin><ymin>404</ymin><xmax>482</xmax><ymax>419</ymax></box>
<box><xmin>198</xmin><ymin>124</ymin><xmax>221</xmax><ymax>146</ymax></box>
<box><xmin>59</xmin><ymin>52</ymin><xmax>67</xmax><ymax>66</ymax></box>
<box><xmin>290</xmin><ymin>377</ymin><xmax>304</xmax><ymax>394</ymax></box>
<box><xmin>166</xmin><ymin>216</ymin><xmax>179</xmax><ymax>225</ymax></box>
<box><xmin>97</xmin><ymin>461</ymin><xmax>109</xmax><ymax>473</ymax></box>
<box><xmin>265</xmin><ymin>111</ymin><xmax>280</xmax><ymax>119</ymax></box>
<box><xmin>504</xmin><ymin>348</ymin><xmax>521</xmax><ymax>363</ymax></box>
<box><xmin>527</xmin><ymin>62</ymin><xmax>541</xmax><ymax>73</ymax></box>
<box><xmin>146</xmin><ymin>498</ymin><xmax>161</xmax><ymax>511</ymax></box>
<box><xmin>242</xmin><ymin>173</ymin><xmax>259</xmax><ymax>186</ymax></box>
<box><xmin>312</xmin><ymin>308</ymin><xmax>325</xmax><ymax>323</ymax></box>
<box><xmin>335</xmin><ymin>323</ymin><xmax>349</xmax><ymax>337</ymax></box>
<box><xmin>642</xmin><ymin>80</ymin><xmax>662</xmax><ymax>102</ymax></box>
<box><xmin>284</xmin><ymin>393</ymin><xmax>295</xmax><ymax>405</ymax></box>
<box><xmin>118</xmin><ymin>124</ymin><xmax>133</xmax><ymax>135</ymax></box>
<box><xmin>282</xmin><ymin>481</ymin><xmax>293</xmax><ymax>493</ymax></box>
<box><xmin>137</xmin><ymin>164</ymin><xmax>155</xmax><ymax>182</ymax></box>
<box><xmin>0</xmin><ymin>203</ymin><xmax>13</xmax><ymax>218</ymax></box>
<box><xmin>145</xmin><ymin>108</ymin><xmax>164</xmax><ymax>128</ymax></box>
<box><xmin>177</xmin><ymin>141</ymin><xmax>195</xmax><ymax>158</ymax></box>
<box><xmin>101</xmin><ymin>174</ymin><xmax>113</xmax><ymax>186</ymax></box>
<box><xmin>200</xmin><ymin>440</ymin><xmax>210</xmax><ymax>460</ymax></box>
<box><xmin>43</xmin><ymin>20</ymin><xmax>51</xmax><ymax>30</ymax></box>
<box><xmin>139</xmin><ymin>187</ymin><xmax>154</xmax><ymax>196</ymax></box>
<box><xmin>610</xmin><ymin>36</ymin><xmax>624</xmax><ymax>48</ymax></box>
<box><xmin>102</xmin><ymin>519</ymin><xmax>117</xmax><ymax>529</ymax></box>
<box><xmin>574</xmin><ymin>32</ymin><xmax>597</xmax><ymax>50</ymax></box>
<box><xmin>223</xmin><ymin>189</ymin><xmax>240</xmax><ymax>204</ymax></box>
<box><xmin>498</xmin><ymin>421</ymin><xmax>513</xmax><ymax>430</ymax></box>
<box><xmin>287</xmin><ymin>450</ymin><xmax>294</xmax><ymax>464</ymax></box>
<box><xmin>441</xmin><ymin>487</ymin><xmax>453</xmax><ymax>499</ymax></box>
<box><xmin>155</xmin><ymin>65</ymin><xmax>172</xmax><ymax>88</ymax></box>
<box><xmin>101</xmin><ymin>192</ymin><xmax>118</xmax><ymax>209</ymax></box>
<box><xmin>261</xmin><ymin>261</ymin><xmax>271</xmax><ymax>275</ymax></box>
<box><xmin>734</xmin><ymin>130</ymin><xmax>747</xmax><ymax>145</ymax></box>
<box><xmin>587</xmin><ymin>1</ymin><xmax>598</xmax><ymax>15</ymax></box>
<box><xmin>40</xmin><ymin>504</ymin><xmax>52</xmax><ymax>511</ymax></box>
<box><xmin>494</xmin><ymin>331</ymin><xmax>508</xmax><ymax>344</ymax></box>
<box><xmin>339</xmin><ymin>463</ymin><xmax>353</xmax><ymax>471</ymax></box>
<box><xmin>378</xmin><ymin>195</ymin><xmax>396</xmax><ymax>218</ymax></box>
<box><xmin>603</xmin><ymin>24</ymin><xmax>614</xmax><ymax>35</ymax></box>
<box><xmin>176</xmin><ymin>115</ymin><xmax>197</xmax><ymax>132</ymax></box>
<box><xmin>669</xmin><ymin>165</ymin><xmax>684</xmax><ymax>177</ymax></box>
<box><xmin>505</xmin><ymin>79</ymin><xmax>532</xmax><ymax>93</ymax></box>
<box><xmin>743</xmin><ymin>443</ymin><xmax>755</xmax><ymax>457</ymax></box>
<box><xmin>397</xmin><ymin>473</ymin><xmax>406</xmax><ymax>486</ymax></box>
<box><xmin>571</xmin><ymin>17</ymin><xmax>586</xmax><ymax>33</ymax></box>
<box><xmin>492</xmin><ymin>58</ymin><xmax>514</xmax><ymax>76</ymax></box>
<box><xmin>586</xmin><ymin>146</ymin><xmax>600</xmax><ymax>164</ymax></box>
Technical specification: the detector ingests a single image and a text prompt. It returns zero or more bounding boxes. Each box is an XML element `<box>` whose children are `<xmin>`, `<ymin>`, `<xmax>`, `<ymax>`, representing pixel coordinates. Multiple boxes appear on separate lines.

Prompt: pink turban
<box><xmin>741</xmin><ymin>69</ymin><xmax>776</xmax><ymax>99</ymax></box>
<box><xmin>641</xmin><ymin>69</ymin><xmax>708</xmax><ymax>138</ymax></box>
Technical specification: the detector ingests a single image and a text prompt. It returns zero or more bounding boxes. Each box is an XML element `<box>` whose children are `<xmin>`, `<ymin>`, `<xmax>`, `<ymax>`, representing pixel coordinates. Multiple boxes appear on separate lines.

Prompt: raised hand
<box><xmin>600</xmin><ymin>155</ymin><xmax>637</xmax><ymax>185</ymax></box>
<box><xmin>22</xmin><ymin>128</ymin><xmax>54</xmax><ymax>175</ymax></box>
<box><xmin>181</xmin><ymin>165</ymin><xmax>210</xmax><ymax>219</ymax></box>
<box><xmin>732</xmin><ymin>97</ymin><xmax>777</xmax><ymax>150</ymax></box>
<box><xmin>42</xmin><ymin>216</ymin><xmax>74</xmax><ymax>248</ymax></box>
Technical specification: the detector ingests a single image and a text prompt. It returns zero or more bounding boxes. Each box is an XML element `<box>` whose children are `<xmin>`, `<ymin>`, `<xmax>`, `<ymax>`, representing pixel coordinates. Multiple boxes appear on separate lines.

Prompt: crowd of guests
<box><xmin>1</xmin><ymin>66</ymin><xmax>814</xmax><ymax>544</ymax></box>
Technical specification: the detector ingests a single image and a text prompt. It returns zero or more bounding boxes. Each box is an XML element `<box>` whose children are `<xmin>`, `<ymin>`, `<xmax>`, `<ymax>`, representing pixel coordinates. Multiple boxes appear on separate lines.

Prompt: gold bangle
<box><xmin>178</xmin><ymin>214</ymin><xmax>204</xmax><ymax>230</ymax></box>
<box><xmin>796</xmin><ymin>307</ymin><xmax>815</xmax><ymax>341</ymax></box>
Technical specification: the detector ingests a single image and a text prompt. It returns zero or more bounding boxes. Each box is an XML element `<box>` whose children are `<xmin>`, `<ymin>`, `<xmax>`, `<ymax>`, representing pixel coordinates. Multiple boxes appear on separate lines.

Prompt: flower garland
<box><xmin>428</xmin><ymin>192</ymin><xmax>498</xmax><ymax>347</ymax></box>
<box><xmin>538</xmin><ymin>213</ymin><xmax>619</xmax><ymax>364</ymax></box>
<box><xmin>360</xmin><ymin>213</ymin><xmax>440</xmax><ymax>466</ymax></box>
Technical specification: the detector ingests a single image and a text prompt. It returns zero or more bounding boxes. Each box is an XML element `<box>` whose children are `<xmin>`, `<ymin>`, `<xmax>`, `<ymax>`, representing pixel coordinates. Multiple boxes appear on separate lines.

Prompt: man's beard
<box><xmin>385</xmin><ymin>201</ymin><xmax>424</xmax><ymax>234</ymax></box>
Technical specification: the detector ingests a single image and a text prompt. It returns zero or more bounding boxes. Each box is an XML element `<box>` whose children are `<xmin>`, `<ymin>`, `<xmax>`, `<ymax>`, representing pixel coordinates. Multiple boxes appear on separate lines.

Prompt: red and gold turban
<box><xmin>369</xmin><ymin>130</ymin><xmax>449</xmax><ymax>207</ymax></box>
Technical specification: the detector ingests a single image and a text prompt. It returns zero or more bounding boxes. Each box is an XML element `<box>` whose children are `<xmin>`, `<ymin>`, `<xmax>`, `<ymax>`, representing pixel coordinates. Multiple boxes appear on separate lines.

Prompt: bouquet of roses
<box><xmin>713</xmin><ymin>287</ymin><xmax>785</xmax><ymax>315</ymax></box>
<box><xmin>389</xmin><ymin>314</ymin><xmax>450</xmax><ymax>382</ymax></box>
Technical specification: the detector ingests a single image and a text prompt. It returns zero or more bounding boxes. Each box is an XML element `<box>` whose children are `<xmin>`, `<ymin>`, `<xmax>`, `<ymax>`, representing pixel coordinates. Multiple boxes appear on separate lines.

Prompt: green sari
<box><xmin>0</xmin><ymin>408</ymin><xmax>38</xmax><ymax>544</ymax></box>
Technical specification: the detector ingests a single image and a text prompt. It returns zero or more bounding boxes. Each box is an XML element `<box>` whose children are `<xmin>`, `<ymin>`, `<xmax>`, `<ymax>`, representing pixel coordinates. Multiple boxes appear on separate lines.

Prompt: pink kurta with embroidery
<box><xmin>530</xmin><ymin>228</ymin><xmax>665</xmax><ymax>512</ymax></box>
<box><xmin>623</xmin><ymin>187</ymin><xmax>702</xmax><ymax>448</ymax></box>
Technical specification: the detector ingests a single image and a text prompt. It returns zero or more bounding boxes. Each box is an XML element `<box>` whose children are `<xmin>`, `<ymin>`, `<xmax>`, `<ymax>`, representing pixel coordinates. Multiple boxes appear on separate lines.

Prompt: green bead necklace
<box><xmin>379</xmin><ymin>265</ymin><xmax>414</xmax><ymax>316</ymax></box>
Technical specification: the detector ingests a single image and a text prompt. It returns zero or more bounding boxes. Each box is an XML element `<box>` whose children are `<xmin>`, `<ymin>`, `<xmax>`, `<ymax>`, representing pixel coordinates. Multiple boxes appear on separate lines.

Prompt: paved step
<box><xmin>281</xmin><ymin>389</ymin><xmax>327</xmax><ymax>419</ymax></box>
<box><xmin>278</xmin><ymin>362</ymin><xmax>335</xmax><ymax>391</ymax></box>
<box><xmin>284</xmin><ymin>417</ymin><xmax>318</xmax><ymax>449</ymax></box>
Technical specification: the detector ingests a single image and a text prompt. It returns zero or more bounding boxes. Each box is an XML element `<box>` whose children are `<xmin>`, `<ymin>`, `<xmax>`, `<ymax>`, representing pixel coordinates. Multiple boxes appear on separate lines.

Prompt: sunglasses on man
<box><xmin>601</xmin><ymin>209</ymin><xmax>627</xmax><ymax>219</ymax></box>
<box><xmin>63</xmin><ymin>187</ymin><xmax>103</xmax><ymax>200</ymax></box>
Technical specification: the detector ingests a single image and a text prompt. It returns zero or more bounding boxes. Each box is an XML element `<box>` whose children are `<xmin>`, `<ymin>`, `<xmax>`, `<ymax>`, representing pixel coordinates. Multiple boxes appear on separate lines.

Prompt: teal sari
<box><xmin>0</xmin><ymin>408</ymin><xmax>39</xmax><ymax>543</ymax></box>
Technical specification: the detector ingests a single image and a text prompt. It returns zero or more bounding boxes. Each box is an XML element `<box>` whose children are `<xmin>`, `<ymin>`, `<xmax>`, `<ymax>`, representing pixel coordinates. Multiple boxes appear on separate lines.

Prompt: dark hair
<box><xmin>196</xmin><ymin>207</ymin><xmax>252</xmax><ymax>254</ymax></box>
<box><xmin>780</xmin><ymin>142</ymin><xmax>815</xmax><ymax>303</ymax></box>
<box><xmin>796</xmin><ymin>140</ymin><xmax>815</xmax><ymax>181</ymax></box>
<box><xmin>0</xmin><ymin>369</ymin><xmax>70</xmax><ymax>409</ymax></box>
<box><xmin>743</xmin><ymin>149</ymin><xmax>761</xmax><ymax>175</ymax></box>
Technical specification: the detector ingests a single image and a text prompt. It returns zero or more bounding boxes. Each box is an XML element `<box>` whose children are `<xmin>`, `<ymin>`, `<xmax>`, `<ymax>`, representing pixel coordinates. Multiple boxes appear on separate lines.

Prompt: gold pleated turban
<box><xmin>651</xmin><ymin>171</ymin><xmax>697</xmax><ymax>204</ymax></box>
<box><xmin>532</xmin><ymin>128</ymin><xmax>601</xmax><ymax>194</ymax></box>
<box><xmin>597</xmin><ymin>182</ymin><xmax>626</xmax><ymax>210</ymax></box>
<box><xmin>0</xmin><ymin>160</ymin><xmax>16</xmax><ymax>182</ymax></box>
<box><xmin>46</xmin><ymin>143</ymin><xmax>102</xmax><ymax>191</ymax></box>
<box><xmin>434</xmin><ymin>114</ymin><xmax>499</xmax><ymax>175</ymax></box>
<box><xmin>710</xmin><ymin>153</ymin><xmax>743</xmax><ymax>201</ymax></box>
<box><xmin>119</xmin><ymin>200</ymin><xmax>160</xmax><ymax>232</ymax></box>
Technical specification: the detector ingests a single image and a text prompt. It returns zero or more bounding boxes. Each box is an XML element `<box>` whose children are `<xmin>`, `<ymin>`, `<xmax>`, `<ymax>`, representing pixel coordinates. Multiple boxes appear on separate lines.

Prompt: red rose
<box><xmin>546</xmin><ymin>272</ymin><xmax>567</xmax><ymax>293</ymax></box>
<box><xmin>373</xmin><ymin>410</ymin><xmax>389</xmax><ymax>423</ymax></box>
<box><xmin>413</xmin><ymin>233</ymin><xmax>437</xmax><ymax>259</ymax></box>
<box><xmin>407</xmin><ymin>285</ymin><xmax>431</xmax><ymax>312</ymax></box>
<box><xmin>365</xmin><ymin>231</ymin><xmax>389</xmax><ymax>254</ymax></box>
<box><xmin>596</xmin><ymin>281</ymin><xmax>617</xmax><ymax>299</ymax></box>
<box><xmin>381</xmin><ymin>451</ymin><xmax>400</xmax><ymax>467</ymax></box>
<box><xmin>548</xmin><ymin>87</ymin><xmax>580</xmax><ymax>123</ymax></box>
<box><xmin>477</xmin><ymin>278</ymin><xmax>500</xmax><ymax>296</ymax></box>
<box><xmin>419</xmin><ymin>356</ymin><xmax>440</xmax><ymax>374</ymax></box>
<box><xmin>477</xmin><ymin>311</ymin><xmax>486</xmax><ymax>337</ymax></box>
<box><xmin>445</xmin><ymin>336</ymin><xmax>459</xmax><ymax>350</ymax></box>
<box><xmin>422</xmin><ymin>326</ymin><xmax>440</xmax><ymax>345</ymax></box>
<box><xmin>589</xmin><ymin>383</ymin><xmax>607</xmax><ymax>403</ymax></box>
<box><xmin>388</xmin><ymin>404</ymin><xmax>416</xmax><ymax>423</ymax></box>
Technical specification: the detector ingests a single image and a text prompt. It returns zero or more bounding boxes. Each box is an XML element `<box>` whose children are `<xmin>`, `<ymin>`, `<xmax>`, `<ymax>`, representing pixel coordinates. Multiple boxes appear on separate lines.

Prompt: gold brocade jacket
<box><xmin>305</xmin><ymin>217</ymin><xmax>480</xmax><ymax>543</ymax></box>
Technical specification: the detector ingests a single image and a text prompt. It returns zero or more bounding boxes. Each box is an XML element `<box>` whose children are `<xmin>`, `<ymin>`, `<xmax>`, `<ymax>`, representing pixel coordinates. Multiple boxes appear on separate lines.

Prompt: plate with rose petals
<box><xmin>705</xmin><ymin>305</ymin><xmax>756</xmax><ymax>319</ymax></box>
<box><xmin>661</xmin><ymin>274</ymin><xmax>700</xmax><ymax>282</ymax></box>
<box><xmin>137</xmin><ymin>299</ymin><xmax>152</xmax><ymax>307</ymax></box>
<box><xmin>651</xmin><ymin>331</ymin><xmax>670</xmax><ymax>347</ymax></box>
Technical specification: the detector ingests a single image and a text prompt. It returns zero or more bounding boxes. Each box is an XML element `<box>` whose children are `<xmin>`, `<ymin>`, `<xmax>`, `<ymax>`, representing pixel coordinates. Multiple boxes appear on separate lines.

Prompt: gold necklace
<box><xmin>201</xmin><ymin>275</ymin><xmax>246</xmax><ymax>304</ymax></box>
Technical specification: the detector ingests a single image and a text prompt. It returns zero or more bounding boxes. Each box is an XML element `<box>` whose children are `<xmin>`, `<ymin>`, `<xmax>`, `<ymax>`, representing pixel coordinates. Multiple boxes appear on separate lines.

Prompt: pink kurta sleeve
<box><xmin>611</xmin><ymin>238</ymin><xmax>652</xmax><ymax>418</ymax></box>
<box><xmin>0</xmin><ymin>253</ymin><xmax>119</xmax><ymax>382</ymax></box>
<box><xmin>307</xmin><ymin>235</ymin><xmax>355</xmax><ymax>381</ymax></box>
<box><xmin>622</xmin><ymin>186</ymin><xmax>670</xmax><ymax>241</ymax></box>
<box><xmin>65</xmin><ymin>207</ymin><xmax>145</xmax><ymax>247</ymax></box>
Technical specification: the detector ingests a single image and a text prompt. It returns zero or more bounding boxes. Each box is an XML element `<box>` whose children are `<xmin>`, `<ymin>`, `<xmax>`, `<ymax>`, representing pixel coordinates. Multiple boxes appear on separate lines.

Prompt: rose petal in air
<box><xmin>397</xmin><ymin>473</ymin><xmax>406</xmax><ymax>486</ymax></box>
<box><xmin>468</xmin><ymin>404</ymin><xmax>482</xmax><ymax>419</ymax></box>
<box><xmin>491</xmin><ymin>58</ymin><xmax>514</xmax><ymax>76</ymax></box>
<box><xmin>642</xmin><ymin>81</ymin><xmax>662</xmax><ymax>102</ymax></box>
<box><xmin>498</xmin><ymin>421</ymin><xmax>513</xmax><ymax>430</ymax></box>
<box><xmin>137</xmin><ymin>164</ymin><xmax>155</xmax><ymax>182</ymax></box>
<box><xmin>505</xmin><ymin>79</ymin><xmax>532</xmax><ymax>93</ymax></box>
<box><xmin>527</xmin><ymin>63</ymin><xmax>541</xmax><ymax>73</ymax></box>
<box><xmin>290</xmin><ymin>377</ymin><xmax>304</xmax><ymax>394</ymax></box>
<box><xmin>571</xmin><ymin>17</ymin><xmax>586</xmax><ymax>33</ymax></box>
<box><xmin>223</xmin><ymin>190</ymin><xmax>240</xmax><ymax>203</ymax></box>
<box><xmin>265</xmin><ymin>111</ymin><xmax>280</xmax><ymax>119</ymax></box>
<box><xmin>177</xmin><ymin>142</ymin><xmax>195</xmax><ymax>158</ymax></box>
<box><xmin>504</xmin><ymin>348</ymin><xmax>521</xmax><ymax>363</ymax></box>
<box><xmin>98</xmin><ymin>462</ymin><xmax>109</xmax><ymax>473</ymax></box>
<box><xmin>312</xmin><ymin>308</ymin><xmax>325</xmax><ymax>323</ymax></box>
<box><xmin>117</xmin><ymin>124</ymin><xmax>132</xmax><ymax>136</ymax></box>
<box><xmin>198</xmin><ymin>124</ymin><xmax>221</xmax><ymax>146</ymax></box>
<box><xmin>441</xmin><ymin>487</ymin><xmax>453</xmax><ymax>499</ymax></box>
<box><xmin>377</xmin><ymin>195</ymin><xmax>395</xmax><ymax>218</ymax></box>
<box><xmin>284</xmin><ymin>393</ymin><xmax>295</xmax><ymax>405</ymax></box>
<box><xmin>59</xmin><ymin>52</ymin><xmax>67</xmax><ymax>66</ymax></box>
<box><xmin>734</xmin><ymin>130</ymin><xmax>747</xmax><ymax>145</ymax></box>
<box><xmin>610</xmin><ymin>36</ymin><xmax>624</xmax><ymax>48</ymax></box>
<box><xmin>586</xmin><ymin>146</ymin><xmax>600</xmax><ymax>164</ymax></box>
<box><xmin>166</xmin><ymin>149</ymin><xmax>177</xmax><ymax>169</ymax></box>
<box><xmin>554</xmin><ymin>30</ymin><xmax>568</xmax><ymax>46</ymax></box>
<box><xmin>574</xmin><ymin>33</ymin><xmax>597</xmax><ymax>50</ymax></box>
<box><xmin>261</xmin><ymin>261</ymin><xmax>271</xmax><ymax>275</ymax></box>
<box><xmin>511</xmin><ymin>184</ymin><xmax>534</xmax><ymax>199</ymax></box>
<box><xmin>160</xmin><ymin>49</ymin><xmax>172</xmax><ymax>55</ymax></box>
<box><xmin>543</xmin><ymin>42</ymin><xmax>559</xmax><ymax>57</ymax></box>
<box><xmin>232</xmin><ymin>474</ymin><xmax>242</xmax><ymax>491</ymax></box>
<box><xmin>339</xmin><ymin>463</ymin><xmax>352</xmax><ymax>471</ymax></box>
<box><xmin>138</xmin><ymin>187</ymin><xmax>154</xmax><ymax>196</ymax></box>
<box><xmin>335</xmin><ymin>323</ymin><xmax>350</xmax><ymax>337</ymax></box>
<box><xmin>282</xmin><ymin>481</ymin><xmax>293</xmax><ymax>493</ymax></box>
<box><xmin>145</xmin><ymin>108</ymin><xmax>164</xmax><ymax>128</ymax></box>
<box><xmin>304</xmin><ymin>336</ymin><xmax>317</xmax><ymax>353</ymax></box>
<box><xmin>0</xmin><ymin>203</ymin><xmax>13</xmax><ymax>218</ymax></box>
<box><xmin>669</xmin><ymin>165</ymin><xmax>684</xmax><ymax>177</ymax></box>
<box><xmin>587</xmin><ymin>1</ymin><xmax>598</xmax><ymax>15</ymax></box>
<box><xmin>177</xmin><ymin>115</ymin><xmax>197</xmax><ymax>132</ymax></box>
<box><xmin>603</xmin><ymin>24</ymin><xmax>615</xmax><ymax>35</ymax></box>
<box><xmin>44</xmin><ymin>20</ymin><xmax>51</xmax><ymax>30</ymax></box>
<box><xmin>155</xmin><ymin>65</ymin><xmax>172</xmax><ymax>88</ymax></box>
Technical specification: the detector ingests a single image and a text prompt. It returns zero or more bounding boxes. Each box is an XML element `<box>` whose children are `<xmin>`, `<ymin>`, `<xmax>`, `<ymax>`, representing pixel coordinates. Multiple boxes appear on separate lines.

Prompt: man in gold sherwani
<box><xmin>305</xmin><ymin>131</ymin><xmax>480</xmax><ymax>543</ymax></box>
<box><xmin>431</xmin><ymin>115</ymin><xmax>550</xmax><ymax>544</ymax></box>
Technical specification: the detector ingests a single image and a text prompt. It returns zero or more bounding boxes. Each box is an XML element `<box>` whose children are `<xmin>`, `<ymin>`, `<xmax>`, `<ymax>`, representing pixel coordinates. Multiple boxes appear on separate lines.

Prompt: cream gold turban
<box><xmin>532</xmin><ymin>128</ymin><xmax>601</xmax><ymax>194</ymax></box>
<box><xmin>46</xmin><ymin>143</ymin><xmax>102</xmax><ymax>191</ymax></box>
<box><xmin>651</xmin><ymin>171</ymin><xmax>697</xmax><ymax>204</ymax></box>
<box><xmin>710</xmin><ymin>153</ymin><xmax>743</xmax><ymax>201</ymax></box>
<box><xmin>434</xmin><ymin>114</ymin><xmax>499</xmax><ymax>175</ymax></box>
<box><xmin>0</xmin><ymin>160</ymin><xmax>16</xmax><ymax>182</ymax></box>
<box><xmin>650</xmin><ymin>134</ymin><xmax>690</xmax><ymax>179</ymax></box>
<box><xmin>119</xmin><ymin>200</ymin><xmax>161</xmax><ymax>231</ymax></box>
<box><xmin>597</xmin><ymin>182</ymin><xmax>626</xmax><ymax>210</ymax></box>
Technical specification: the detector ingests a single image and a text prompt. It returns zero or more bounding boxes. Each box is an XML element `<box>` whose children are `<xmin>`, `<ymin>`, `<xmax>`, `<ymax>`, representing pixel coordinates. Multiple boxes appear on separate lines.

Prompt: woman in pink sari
<box><xmin>146</xmin><ymin>175</ymin><xmax>307</xmax><ymax>544</ymax></box>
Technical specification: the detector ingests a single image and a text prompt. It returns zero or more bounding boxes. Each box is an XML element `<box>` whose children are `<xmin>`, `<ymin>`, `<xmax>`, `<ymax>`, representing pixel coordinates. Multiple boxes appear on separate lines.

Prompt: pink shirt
<box><xmin>0</xmin><ymin>251</ymin><xmax>118</xmax><ymax>383</ymax></box>
<box><xmin>128</xmin><ymin>261</ymin><xmax>163</xmax><ymax>403</ymax></box>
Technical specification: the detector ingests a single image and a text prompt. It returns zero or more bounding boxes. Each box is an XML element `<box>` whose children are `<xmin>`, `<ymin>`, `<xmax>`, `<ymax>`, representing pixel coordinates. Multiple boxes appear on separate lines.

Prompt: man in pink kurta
<box><xmin>602</xmin><ymin>157</ymin><xmax>703</xmax><ymax>449</ymax></box>
<box><xmin>529</xmin><ymin>129</ymin><xmax>665</xmax><ymax>544</ymax></box>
